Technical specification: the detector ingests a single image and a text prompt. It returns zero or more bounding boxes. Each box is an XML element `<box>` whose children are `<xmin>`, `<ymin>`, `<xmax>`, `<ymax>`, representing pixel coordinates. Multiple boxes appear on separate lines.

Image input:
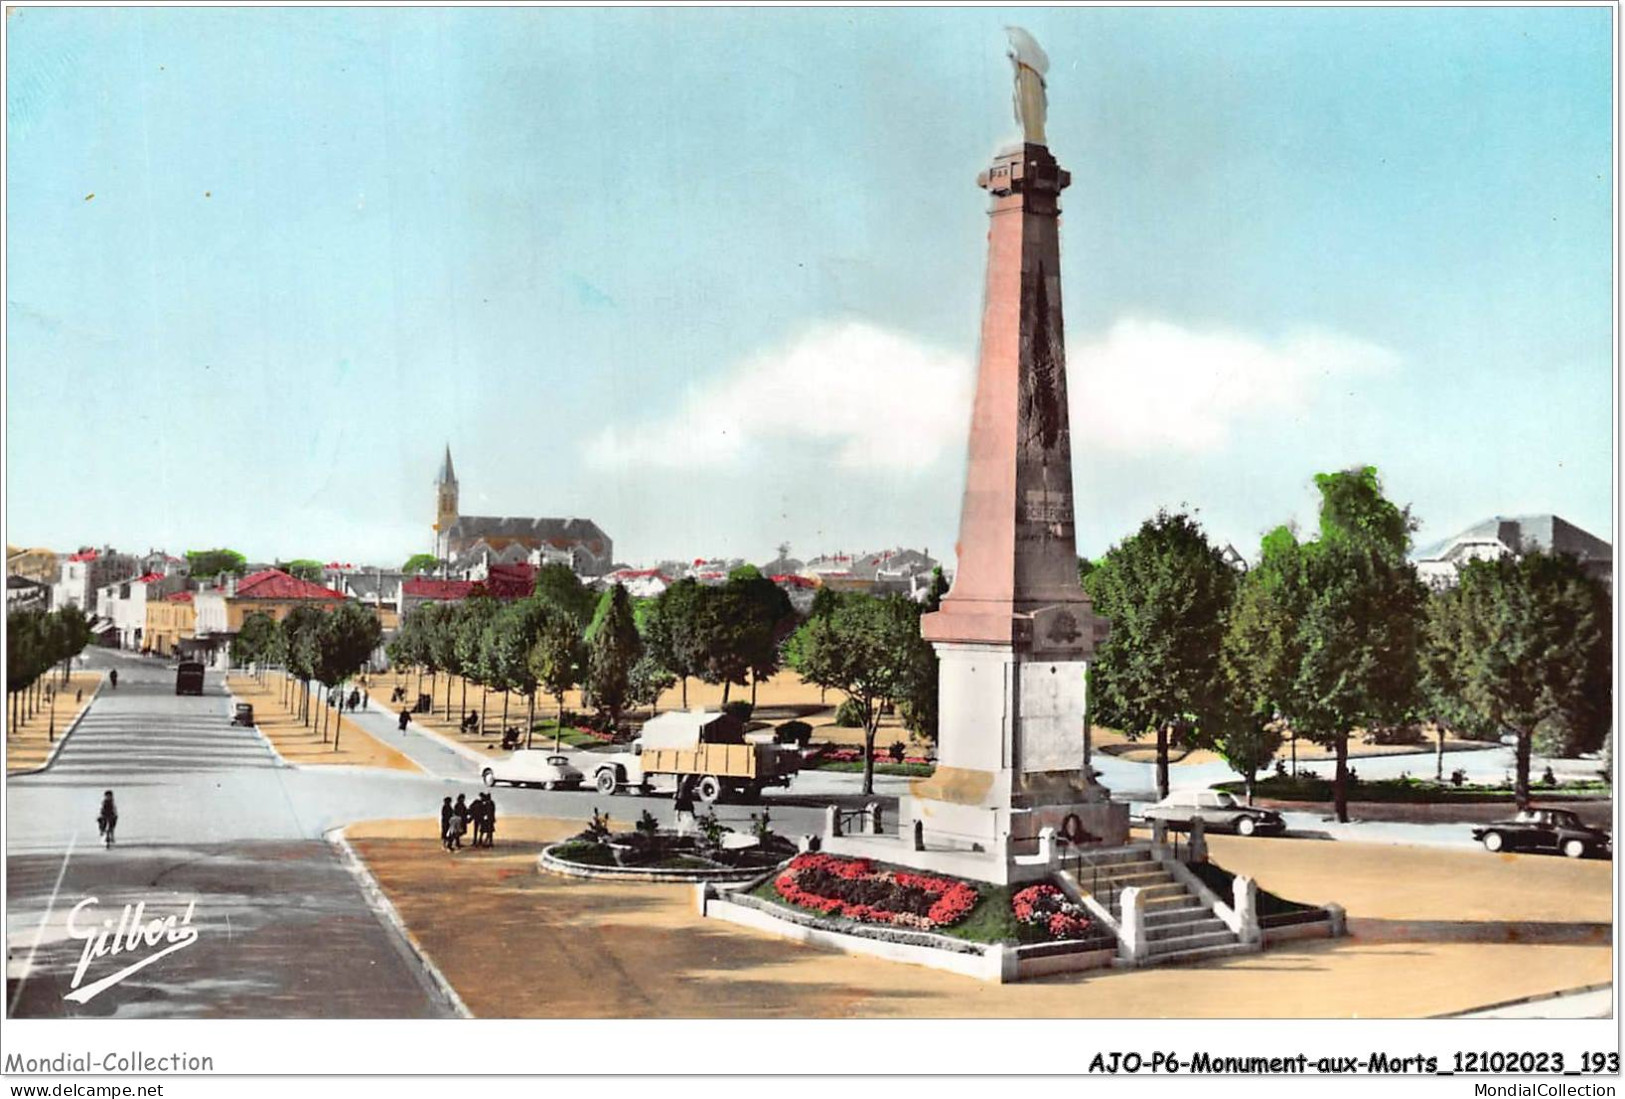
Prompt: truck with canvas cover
<box><xmin>589</xmin><ymin>710</ymin><xmax>800</xmax><ymax>803</ymax></box>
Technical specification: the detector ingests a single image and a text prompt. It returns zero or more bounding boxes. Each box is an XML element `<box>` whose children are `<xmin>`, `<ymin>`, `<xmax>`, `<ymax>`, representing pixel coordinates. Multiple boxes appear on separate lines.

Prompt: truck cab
<box><xmin>175</xmin><ymin>661</ymin><xmax>206</xmax><ymax>696</ymax></box>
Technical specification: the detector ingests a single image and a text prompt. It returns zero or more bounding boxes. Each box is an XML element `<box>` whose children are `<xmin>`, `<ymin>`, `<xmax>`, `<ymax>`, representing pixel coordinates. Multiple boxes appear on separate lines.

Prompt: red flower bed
<box><xmin>1012</xmin><ymin>883</ymin><xmax>1092</xmax><ymax>940</ymax></box>
<box><xmin>773</xmin><ymin>854</ymin><xmax>979</xmax><ymax>931</ymax></box>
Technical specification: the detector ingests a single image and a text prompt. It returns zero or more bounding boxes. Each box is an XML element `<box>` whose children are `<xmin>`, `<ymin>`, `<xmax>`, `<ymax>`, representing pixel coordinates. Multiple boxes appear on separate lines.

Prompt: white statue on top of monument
<box><xmin>1006</xmin><ymin>26</ymin><xmax>1050</xmax><ymax>146</ymax></box>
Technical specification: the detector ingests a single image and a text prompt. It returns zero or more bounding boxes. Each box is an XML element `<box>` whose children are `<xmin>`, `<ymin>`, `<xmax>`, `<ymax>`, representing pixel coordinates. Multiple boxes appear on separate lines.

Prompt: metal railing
<box><xmin>1062</xmin><ymin>847</ymin><xmax>1124</xmax><ymax>915</ymax></box>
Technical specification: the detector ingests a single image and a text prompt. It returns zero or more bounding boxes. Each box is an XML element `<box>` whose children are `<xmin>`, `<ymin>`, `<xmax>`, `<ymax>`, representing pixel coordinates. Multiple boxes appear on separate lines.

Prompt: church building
<box><xmin>432</xmin><ymin>447</ymin><xmax>613</xmax><ymax>576</ymax></box>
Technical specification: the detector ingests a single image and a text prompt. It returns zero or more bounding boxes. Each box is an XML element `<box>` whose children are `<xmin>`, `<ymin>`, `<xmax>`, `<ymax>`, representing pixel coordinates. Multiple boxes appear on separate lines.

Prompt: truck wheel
<box><xmin>697</xmin><ymin>775</ymin><xmax>723</xmax><ymax>804</ymax></box>
<box><xmin>595</xmin><ymin>769</ymin><xmax>618</xmax><ymax>795</ymax></box>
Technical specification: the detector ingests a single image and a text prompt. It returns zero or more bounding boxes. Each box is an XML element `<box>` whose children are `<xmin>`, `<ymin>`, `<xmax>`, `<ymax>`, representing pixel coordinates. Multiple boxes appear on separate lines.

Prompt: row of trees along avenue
<box><xmin>1084</xmin><ymin>466</ymin><xmax>1611</xmax><ymax>821</ymax></box>
<box><xmin>230</xmin><ymin>601</ymin><xmax>382</xmax><ymax>750</ymax></box>
<box><xmin>6</xmin><ymin>605</ymin><xmax>94</xmax><ymax>731</ymax></box>
<box><xmin>378</xmin><ymin>563</ymin><xmax>941</xmax><ymax>794</ymax></box>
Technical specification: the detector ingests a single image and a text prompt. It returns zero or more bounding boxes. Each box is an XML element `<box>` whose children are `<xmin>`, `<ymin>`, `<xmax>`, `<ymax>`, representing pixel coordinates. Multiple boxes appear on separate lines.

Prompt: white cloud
<box><xmin>1071</xmin><ymin>317</ymin><xmax>1399</xmax><ymax>454</ymax></box>
<box><xmin>586</xmin><ymin>316</ymin><xmax>1399</xmax><ymax>474</ymax></box>
<box><xmin>586</xmin><ymin>322</ymin><xmax>973</xmax><ymax>471</ymax></box>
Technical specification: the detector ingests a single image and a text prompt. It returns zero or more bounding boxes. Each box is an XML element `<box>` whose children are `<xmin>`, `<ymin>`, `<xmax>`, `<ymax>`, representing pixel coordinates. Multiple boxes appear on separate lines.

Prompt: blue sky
<box><xmin>6</xmin><ymin>6</ymin><xmax>1613</xmax><ymax>568</ymax></box>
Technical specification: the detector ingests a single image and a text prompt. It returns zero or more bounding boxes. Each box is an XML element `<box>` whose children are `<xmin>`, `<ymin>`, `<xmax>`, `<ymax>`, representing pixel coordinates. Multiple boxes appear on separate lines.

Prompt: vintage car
<box><xmin>1471</xmin><ymin>808</ymin><xmax>1611</xmax><ymax>858</ymax></box>
<box><xmin>1141</xmin><ymin>788</ymin><xmax>1286</xmax><ymax>837</ymax></box>
<box><xmin>481</xmin><ymin>751</ymin><xmax>585</xmax><ymax>791</ymax></box>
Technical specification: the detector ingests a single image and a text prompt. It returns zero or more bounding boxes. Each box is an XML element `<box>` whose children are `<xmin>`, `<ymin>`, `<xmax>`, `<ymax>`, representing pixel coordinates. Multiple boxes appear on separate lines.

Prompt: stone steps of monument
<box><xmin>1071</xmin><ymin>846</ymin><xmax>1155</xmax><ymax>869</ymax></box>
<box><xmin>1143</xmin><ymin>902</ymin><xmax>1214</xmax><ymax>928</ymax></box>
<box><xmin>1147</xmin><ymin>925</ymin><xmax>1238</xmax><ymax>956</ymax></box>
<box><xmin>1145</xmin><ymin>940</ymin><xmax>1256</xmax><ymax>967</ymax></box>
<box><xmin>1145</xmin><ymin>915</ymin><xmax>1230</xmax><ymax>944</ymax></box>
<box><xmin>1132</xmin><ymin>882</ymin><xmax>1189</xmax><ymax>903</ymax></box>
<box><xmin>1086</xmin><ymin>866</ymin><xmax>1169</xmax><ymax>887</ymax></box>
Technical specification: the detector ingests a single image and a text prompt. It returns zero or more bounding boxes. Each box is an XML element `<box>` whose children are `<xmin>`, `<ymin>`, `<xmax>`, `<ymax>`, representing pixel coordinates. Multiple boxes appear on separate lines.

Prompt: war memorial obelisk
<box><xmin>899</xmin><ymin>29</ymin><xmax>1130</xmax><ymax>880</ymax></box>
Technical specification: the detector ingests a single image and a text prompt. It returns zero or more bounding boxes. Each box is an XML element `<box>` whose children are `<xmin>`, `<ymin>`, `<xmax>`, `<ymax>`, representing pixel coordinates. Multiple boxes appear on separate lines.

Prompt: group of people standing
<box><xmin>440</xmin><ymin>792</ymin><xmax>496</xmax><ymax>851</ymax></box>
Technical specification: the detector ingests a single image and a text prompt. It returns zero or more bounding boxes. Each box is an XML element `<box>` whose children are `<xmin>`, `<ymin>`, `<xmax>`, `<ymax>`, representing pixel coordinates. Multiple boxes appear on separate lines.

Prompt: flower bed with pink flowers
<box><xmin>771</xmin><ymin>853</ymin><xmax>980</xmax><ymax>932</ymax></box>
<box><xmin>1007</xmin><ymin>884</ymin><xmax>1098</xmax><ymax>942</ymax></box>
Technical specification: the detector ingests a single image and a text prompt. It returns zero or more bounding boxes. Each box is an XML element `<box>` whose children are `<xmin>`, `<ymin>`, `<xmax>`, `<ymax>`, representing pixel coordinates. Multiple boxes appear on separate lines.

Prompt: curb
<box><xmin>1433</xmin><ymin>981</ymin><xmax>1614</xmax><ymax>1019</ymax></box>
<box><xmin>7</xmin><ymin>671</ymin><xmax>107</xmax><ymax>777</ymax></box>
<box><xmin>326</xmin><ymin>825</ymin><xmax>473</xmax><ymax>1020</ymax></box>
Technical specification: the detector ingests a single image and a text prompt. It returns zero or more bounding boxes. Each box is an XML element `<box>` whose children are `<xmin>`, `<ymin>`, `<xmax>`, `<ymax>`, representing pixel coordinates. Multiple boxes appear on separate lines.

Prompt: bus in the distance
<box><xmin>175</xmin><ymin>662</ymin><xmax>206</xmax><ymax>696</ymax></box>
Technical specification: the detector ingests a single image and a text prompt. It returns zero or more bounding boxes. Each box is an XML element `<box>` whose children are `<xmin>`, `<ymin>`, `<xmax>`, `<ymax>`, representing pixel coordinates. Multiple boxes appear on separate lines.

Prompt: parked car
<box><xmin>1472</xmin><ymin>808</ymin><xmax>1611</xmax><ymax>858</ymax></box>
<box><xmin>1142</xmin><ymin>788</ymin><xmax>1286</xmax><ymax>837</ymax></box>
<box><xmin>481</xmin><ymin>751</ymin><xmax>584</xmax><ymax>791</ymax></box>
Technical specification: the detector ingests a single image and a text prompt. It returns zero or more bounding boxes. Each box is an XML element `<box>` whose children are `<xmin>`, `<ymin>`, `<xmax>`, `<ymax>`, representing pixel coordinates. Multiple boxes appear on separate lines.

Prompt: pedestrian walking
<box><xmin>484</xmin><ymin>792</ymin><xmax>498</xmax><ymax>847</ymax></box>
<box><xmin>109</xmin><ymin>669</ymin><xmax>118</xmax><ymax>690</ymax></box>
<box><xmin>347</xmin><ymin>688</ymin><xmax>361</xmax><ymax>713</ymax></box>
<box><xmin>398</xmin><ymin>707</ymin><xmax>411</xmax><ymax>734</ymax></box>
<box><xmin>440</xmin><ymin>797</ymin><xmax>455</xmax><ymax>852</ymax></box>
<box><xmin>97</xmin><ymin>790</ymin><xmax>118</xmax><ymax>848</ymax></box>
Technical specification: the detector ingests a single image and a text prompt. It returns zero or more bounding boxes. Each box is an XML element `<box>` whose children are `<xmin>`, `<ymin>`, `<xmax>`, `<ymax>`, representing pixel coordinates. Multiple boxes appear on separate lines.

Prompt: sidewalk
<box><xmin>5</xmin><ymin>669</ymin><xmax>104</xmax><ymax>773</ymax></box>
<box><xmin>351</xmin><ymin>696</ymin><xmax>485</xmax><ymax>780</ymax></box>
<box><xmin>227</xmin><ymin>676</ymin><xmax>420</xmax><ymax>772</ymax></box>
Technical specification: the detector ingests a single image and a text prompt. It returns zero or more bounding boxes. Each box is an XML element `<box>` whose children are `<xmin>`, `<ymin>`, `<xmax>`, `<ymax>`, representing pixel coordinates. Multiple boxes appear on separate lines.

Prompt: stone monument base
<box><xmin>823</xmin><ymin>790</ymin><xmax>1131</xmax><ymax>887</ymax></box>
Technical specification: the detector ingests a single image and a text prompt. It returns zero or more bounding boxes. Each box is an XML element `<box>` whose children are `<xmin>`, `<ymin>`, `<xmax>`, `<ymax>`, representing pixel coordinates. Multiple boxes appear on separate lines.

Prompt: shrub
<box><xmin>576</xmin><ymin>808</ymin><xmax>612</xmax><ymax>844</ymax></box>
<box><xmin>888</xmin><ymin>740</ymin><xmax>906</xmax><ymax>762</ymax></box>
<box><xmin>635</xmin><ymin>809</ymin><xmax>660</xmax><ymax>836</ymax></box>
<box><xmin>722</xmin><ymin>700</ymin><xmax>754</xmax><ymax>723</ymax></box>
<box><xmin>834</xmin><ymin>698</ymin><xmax>865</xmax><ymax>728</ymax></box>
<box><xmin>1450</xmin><ymin>768</ymin><xmax>1466</xmax><ymax>787</ymax></box>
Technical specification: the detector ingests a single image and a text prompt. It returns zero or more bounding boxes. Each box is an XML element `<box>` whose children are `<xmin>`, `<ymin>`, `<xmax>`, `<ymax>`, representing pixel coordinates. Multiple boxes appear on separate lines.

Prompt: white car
<box><xmin>481</xmin><ymin>751</ymin><xmax>584</xmax><ymax>790</ymax></box>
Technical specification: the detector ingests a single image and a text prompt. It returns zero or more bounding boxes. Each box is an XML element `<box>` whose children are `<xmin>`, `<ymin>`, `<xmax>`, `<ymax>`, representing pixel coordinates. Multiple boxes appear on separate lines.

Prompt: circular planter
<box><xmin>540</xmin><ymin>832</ymin><xmax>793</xmax><ymax>884</ymax></box>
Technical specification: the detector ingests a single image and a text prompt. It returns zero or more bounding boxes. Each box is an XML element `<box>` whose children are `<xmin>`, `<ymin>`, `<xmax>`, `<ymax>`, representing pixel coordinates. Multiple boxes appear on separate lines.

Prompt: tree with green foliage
<box><xmin>233</xmin><ymin>611</ymin><xmax>281</xmax><ymax>683</ymax></box>
<box><xmin>628</xmin><ymin>652</ymin><xmax>677</xmax><ymax>714</ymax></box>
<box><xmin>455</xmin><ymin>598</ymin><xmax>501</xmax><ymax>729</ymax></box>
<box><xmin>484</xmin><ymin>598</ymin><xmax>550</xmax><ymax>740</ymax></box>
<box><xmin>1083</xmin><ymin>511</ymin><xmax>1239</xmax><ymax>800</ymax></box>
<box><xmin>280</xmin><ymin>604</ymin><xmax>329</xmax><ymax>726</ymax></box>
<box><xmin>316</xmin><ymin>602</ymin><xmax>382</xmax><ymax>749</ymax></box>
<box><xmin>532</xmin><ymin>563</ymin><xmax>596</xmax><ymax>626</ymax></box>
<box><xmin>402</xmin><ymin>553</ymin><xmax>441</xmax><ymax>575</ymax></box>
<box><xmin>646</xmin><ymin>579</ymin><xmax>706</xmax><ymax>709</ymax></box>
<box><xmin>1229</xmin><ymin>468</ymin><xmax>1426</xmax><ymax>823</ymax></box>
<box><xmin>283</xmin><ymin>559</ymin><xmax>325</xmax><ymax>582</ymax></box>
<box><xmin>1423</xmin><ymin>552</ymin><xmax>1610</xmax><ymax>807</ymax></box>
<box><xmin>528</xmin><ymin>605</ymin><xmax>587</xmax><ymax>747</ymax></box>
<box><xmin>787</xmin><ymin>592</ymin><xmax>933</xmax><ymax>795</ymax></box>
<box><xmin>185</xmin><ymin>548</ymin><xmax>247</xmax><ymax>580</ymax></box>
<box><xmin>585</xmin><ymin>584</ymin><xmax>643</xmax><ymax>730</ymax></box>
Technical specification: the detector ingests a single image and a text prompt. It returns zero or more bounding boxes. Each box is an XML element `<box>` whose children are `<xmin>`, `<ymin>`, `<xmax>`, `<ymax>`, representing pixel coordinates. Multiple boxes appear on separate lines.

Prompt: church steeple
<box><xmin>433</xmin><ymin>445</ymin><xmax>459</xmax><ymax>559</ymax></box>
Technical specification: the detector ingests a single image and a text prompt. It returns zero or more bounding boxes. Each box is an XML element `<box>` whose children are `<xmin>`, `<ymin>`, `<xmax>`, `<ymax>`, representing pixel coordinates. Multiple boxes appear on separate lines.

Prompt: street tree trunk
<box><xmin>1435</xmin><ymin>724</ymin><xmax>1446</xmax><ymax>782</ymax></box>
<box><xmin>1334</xmin><ymin>732</ymin><xmax>1350</xmax><ymax>823</ymax></box>
<box><xmin>862</xmin><ymin>706</ymin><xmax>878</xmax><ymax>797</ymax></box>
<box><xmin>681</xmin><ymin>676</ymin><xmax>688</xmax><ymax>710</ymax></box>
<box><xmin>555</xmin><ymin>693</ymin><xmax>567</xmax><ymax>750</ymax></box>
<box><xmin>1514</xmin><ymin>728</ymin><xmax>1533</xmax><ymax>809</ymax></box>
<box><xmin>526</xmin><ymin>693</ymin><xmax>535</xmax><ymax>749</ymax></box>
<box><xmin>1155</xmin><ymin>723</ymin><xmax>1172</xmax><ymax>801</ymax></box>
<box><xmin>461</xmin><ymin>677</ymin><xmax>468</xmax><ymax>731</ymax></box>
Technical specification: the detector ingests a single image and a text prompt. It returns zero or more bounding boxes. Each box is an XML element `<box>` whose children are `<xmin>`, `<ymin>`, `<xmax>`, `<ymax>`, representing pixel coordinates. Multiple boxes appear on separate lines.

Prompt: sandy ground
<box><xmin>5</xmin><ymin>670</ymin><xmax>103</xmax><ymax>773</ymax></box>
<box><xmin>228</xmin><ymin>675</ymin><xmax>419</xmax><ymax>772</ymax></box>
<box><xmin>348</xmin><ymin>816</ymin><xmax>1612</xmax><ymax>1019</ymax></box>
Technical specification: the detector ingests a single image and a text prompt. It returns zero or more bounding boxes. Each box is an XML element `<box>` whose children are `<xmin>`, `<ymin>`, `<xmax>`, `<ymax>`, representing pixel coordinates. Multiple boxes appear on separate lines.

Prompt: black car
<box><xmin>1472</xmin><ymin>809</ymin><xmax>1611</xmax><ymax>859</ymax></box>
